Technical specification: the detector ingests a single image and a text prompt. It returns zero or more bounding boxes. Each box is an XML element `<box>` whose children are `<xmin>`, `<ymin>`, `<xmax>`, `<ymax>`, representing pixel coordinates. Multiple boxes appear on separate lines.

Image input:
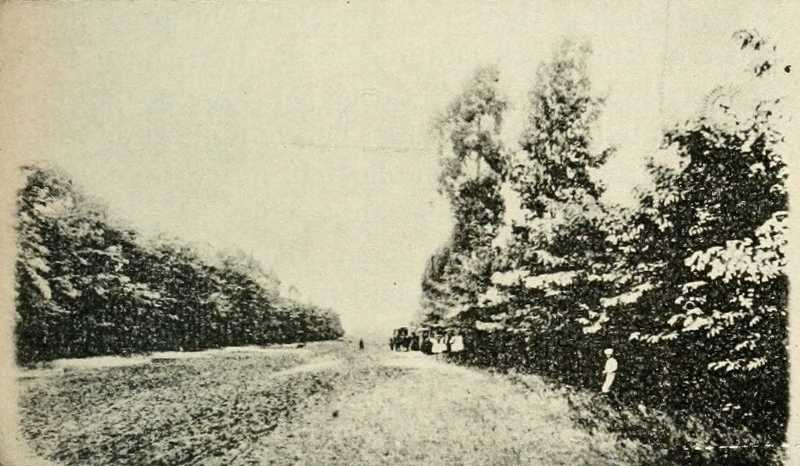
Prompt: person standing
<box><xmin>359</xmin><ymin>338</ymin><xmax>365</xmax><ymax>350</ymax></box>
<box><xmin>410</xmin><ymin>332</ymin><xmax>420</xmax><ymax>351</ymax></box>
<box><xmin>451</xmin><ymin>333</ymin><xmax>464</xmax><ymax>352</ymax></box>
<box><xmin>431</xmin><ymin>334</ymin><xmax>443</xmax><ymax>354</ymax></box>
<box><xmin>421</xmin><ymin>336</ymin><xmax>433</xmax><ymax>354</ymax></box>
<box><xmin>601</xmin><ymin>348</ymin><xmax>618</xmax><ymax>393</ymax></box>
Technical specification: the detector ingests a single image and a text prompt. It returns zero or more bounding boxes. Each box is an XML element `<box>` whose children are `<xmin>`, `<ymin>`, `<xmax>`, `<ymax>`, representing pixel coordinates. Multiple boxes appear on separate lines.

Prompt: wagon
<box><xmin>390</xmin><ymin>327</ymin><xmax>410</xmax><ymax>351</ymax></box>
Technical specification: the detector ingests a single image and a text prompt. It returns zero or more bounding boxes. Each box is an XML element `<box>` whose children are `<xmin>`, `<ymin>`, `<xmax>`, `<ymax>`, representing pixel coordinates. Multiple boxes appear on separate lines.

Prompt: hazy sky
<box><xmin>1</xmin><ymin>1</ymin><xmax>795</xmax><ymax>334</ymax></box>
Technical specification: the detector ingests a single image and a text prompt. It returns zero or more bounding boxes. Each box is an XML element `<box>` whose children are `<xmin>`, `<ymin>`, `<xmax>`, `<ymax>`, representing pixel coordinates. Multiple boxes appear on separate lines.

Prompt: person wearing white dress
<box><xmin>601</xmin><ymin>348</ymin><xmax>618</xmax><ymax>393</ymax></box>
<box><xmin>431</xmin><ymin>335</ymin><xmax>444</xmax><ymax>354</ymax></box>
<box><xmin>450</xmin><ymin>334</ymin><xmax>464</xmax><ymax>352</ymax></box>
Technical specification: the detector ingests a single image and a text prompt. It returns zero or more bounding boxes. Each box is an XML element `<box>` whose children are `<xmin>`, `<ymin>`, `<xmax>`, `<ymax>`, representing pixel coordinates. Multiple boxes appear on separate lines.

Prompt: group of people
<box><xmin>389</xmin><ymin>328</ymin><xmax>464</xmax><ymax>355</ymax></box>
<box><xmin>420</xmin><ymin>332</ymin><xmax>464</xmax><ymax>355</ymax></box>
<box><xmin>388</xmin><ymin>327</ymin><xmax>619</xmax><ymax>394</ymax></box>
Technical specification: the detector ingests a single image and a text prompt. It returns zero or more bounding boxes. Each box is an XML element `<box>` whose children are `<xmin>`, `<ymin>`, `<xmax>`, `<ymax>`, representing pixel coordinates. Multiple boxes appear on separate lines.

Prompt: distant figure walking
<box><xmin>359</xmin><ymin>339</ymin><xmax>365</xmax><ymax>350</ymax></box>
<box><xmin>601</xmin><ymin>348</ymin><xmax>618</xmax><ymax>394</ymax></box>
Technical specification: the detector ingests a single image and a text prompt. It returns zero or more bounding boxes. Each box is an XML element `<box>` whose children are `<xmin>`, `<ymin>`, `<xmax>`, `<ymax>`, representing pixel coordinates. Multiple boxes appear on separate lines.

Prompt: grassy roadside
<box><xmin>500</xmin><ymin>370</ymin><xmax>786</xmax><ymax>466</ymax></box>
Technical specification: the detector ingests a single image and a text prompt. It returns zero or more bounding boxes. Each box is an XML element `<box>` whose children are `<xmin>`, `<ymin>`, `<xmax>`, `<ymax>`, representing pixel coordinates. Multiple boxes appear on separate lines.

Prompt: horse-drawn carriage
<box><xmin>390</xmin><ymin>327</ymin><xmax>409</xmax><ymax>351</ymax></box>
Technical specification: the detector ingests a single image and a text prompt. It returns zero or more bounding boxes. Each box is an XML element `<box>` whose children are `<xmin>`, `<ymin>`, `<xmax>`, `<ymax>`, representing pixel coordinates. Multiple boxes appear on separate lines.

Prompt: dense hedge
<box><xmin>15</xmin><ymin>164</ymin><xmax>344</xmax><ymax>365</ymax></box>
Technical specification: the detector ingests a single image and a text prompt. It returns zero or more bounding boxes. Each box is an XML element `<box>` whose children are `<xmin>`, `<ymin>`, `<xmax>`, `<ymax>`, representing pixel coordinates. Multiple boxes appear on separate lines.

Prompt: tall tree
<box><xmin>421</xmin><ymin>66</ymin><xmax>509</xmax><ymax>322</ymax></box>
<box><xmin>514</xmin><ymin>39</ymin><xmax>611</xmax><ymax>212</ymax></box>
<box><xmin>484</xmin><ymin>39</ymin><xmax>613</xmax><ymax>339</ymax></box>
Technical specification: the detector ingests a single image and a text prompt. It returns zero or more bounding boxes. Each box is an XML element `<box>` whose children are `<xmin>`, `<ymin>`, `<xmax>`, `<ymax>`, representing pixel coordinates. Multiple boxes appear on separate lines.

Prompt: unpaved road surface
<box><xmin>17</xmin><ymin>340</ymin><xmax>647</xmax><ymax>466</ymax></box>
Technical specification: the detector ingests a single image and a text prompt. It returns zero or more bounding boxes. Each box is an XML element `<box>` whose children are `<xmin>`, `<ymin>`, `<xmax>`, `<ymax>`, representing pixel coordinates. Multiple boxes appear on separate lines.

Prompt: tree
<box><xmin>421</xmin><ymin>66</ymin><xmax>509</xmax><ymax>323</ymax></box>
<box><xmin>419</xmin><ymin>31</ymin><xmax>790</xmax><ymax>462</ymax></box>
<box><xmin>483</xmin><ymin>39</ymin><xmax>613</xmax><ymax>341</ymax></box>
<box><xmin>586</xmin><ymin>30</ymin><xmax>789</xmax><ymax>442</ymax></box>
<box><xmin>15</xmin><ymin>164</ymin><xmax>344</xmax><ymax>364</ymax></box>
<box><xmin>514</xmin><ymin>39</ymin><xmax>611</xmax><ymax>212</ymax></box>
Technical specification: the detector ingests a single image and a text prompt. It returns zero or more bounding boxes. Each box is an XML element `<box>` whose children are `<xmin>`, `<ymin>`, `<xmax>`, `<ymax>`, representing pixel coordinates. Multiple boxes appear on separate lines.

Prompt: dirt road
<box><xmin>17</xmin><ymin>340</ymin><xmax>646</xmax><ymax>466</ymax></box>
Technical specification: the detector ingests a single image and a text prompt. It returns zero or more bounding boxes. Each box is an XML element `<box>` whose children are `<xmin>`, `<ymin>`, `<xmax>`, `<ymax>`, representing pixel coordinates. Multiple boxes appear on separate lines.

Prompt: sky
<box><xmin>1</xmin><ymin>1</ymin><xmax>796</xmax><ymax>335</ymax></box>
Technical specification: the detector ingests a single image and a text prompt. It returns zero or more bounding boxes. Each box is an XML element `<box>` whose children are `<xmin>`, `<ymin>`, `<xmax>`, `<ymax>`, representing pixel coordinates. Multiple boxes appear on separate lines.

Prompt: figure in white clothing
<box><xmin>451</xmin><ymin>334</ymin><xmax>464</xmax><ymax>352</ymax></box>
<box><xmin>431</xmin><ymin>335</ymin><xmax>445</xmax><ymax>354</ymax></box>
<box><xmin>601</xmin><ymin>348</ymin><xmax>618</xmax><ymax>393</ymax></box>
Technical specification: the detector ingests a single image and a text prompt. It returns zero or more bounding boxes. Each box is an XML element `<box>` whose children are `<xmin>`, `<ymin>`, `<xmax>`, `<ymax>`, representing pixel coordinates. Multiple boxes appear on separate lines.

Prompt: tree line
<box><xmin>420</xmin><ymin>32</ymin><xmax>788</xmax><ymax>459</ymax></box>
<box><xmin>15</xmin><ymin>164</ymin><xmax>344</xmax><ymax>365</ymax></box>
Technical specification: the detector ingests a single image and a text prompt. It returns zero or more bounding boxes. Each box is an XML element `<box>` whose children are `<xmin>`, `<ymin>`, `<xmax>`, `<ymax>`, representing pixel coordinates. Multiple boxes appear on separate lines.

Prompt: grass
<box><xmin>504</xmin><ymin>371</ymin><xmax>786</xmax><ymax>466</ymax></box>
<box><xmin>250</xmin><ymin>349</ymin><xmax>649</xmax><ymax>466</ymax></box>
<box><xmin>18</xmin><ymin>340</ymin><xmax>782</xmax><ymax>465</ymax></box>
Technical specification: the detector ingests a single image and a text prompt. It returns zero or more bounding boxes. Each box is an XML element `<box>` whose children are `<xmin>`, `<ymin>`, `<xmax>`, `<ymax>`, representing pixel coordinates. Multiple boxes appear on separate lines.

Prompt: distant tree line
<box><xmin>420</xmin><ymin>32</ymin><xmax>788</xmax><ymax>457</ymax></box>
<box><xmin>15</xmin><ymin>165</ymin><xmax>344</xmax><ymax>365</ymax></box>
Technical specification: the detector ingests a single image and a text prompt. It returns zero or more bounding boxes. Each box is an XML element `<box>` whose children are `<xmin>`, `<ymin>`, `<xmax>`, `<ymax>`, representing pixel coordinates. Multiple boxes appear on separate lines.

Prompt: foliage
<box><xmin>515</xmin><ymin>39</ymin><xmax>611</xmax><ymax>209</ymax></box>
<box><xmin>420</xmin><ymin>66</ymin><xmax>509</xmax><ymax>322</ymax></box>
<box><xmin>15</xmin><ymin>164</ymin><xmax>344</xmax><ymax>364</ymax></box>
<box><xmin>421</xmin><ymin>32</ymin><xmax>789</xmax><ymax>461</ymax></box>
